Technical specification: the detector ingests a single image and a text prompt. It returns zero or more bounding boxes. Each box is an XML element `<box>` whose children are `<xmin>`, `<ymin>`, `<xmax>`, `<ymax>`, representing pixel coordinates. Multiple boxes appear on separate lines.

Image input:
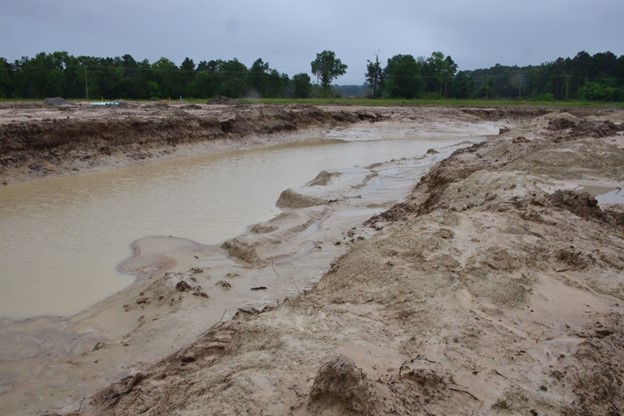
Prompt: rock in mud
<box><xmin>175</xmin><ymin>280</ymin><xmax>192</xmax><ymax>292</ymax></box>
<box><xmin>216</xmin><ymin>280</ymin><xmax>231</xmax><ymax>289</ymax></box>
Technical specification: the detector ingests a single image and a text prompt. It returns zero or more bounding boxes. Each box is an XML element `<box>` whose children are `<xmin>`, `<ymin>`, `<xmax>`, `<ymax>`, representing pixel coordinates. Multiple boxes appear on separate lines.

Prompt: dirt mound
<box><xmin>571</xmin><ymin>120</ymin><xmax>624</xmax><ymax>138</ymax></box>
<box><xmin>548</xmin><ymin>190</ymin><xmax>624</xmax><ymax>228</ymax></box>
<box><xmin>570</xmin><ymin>119</ymin><xmax>623</xmax><ymax>138</ymax></box>
<box><xmin>44</xmin><ymin>97</ymin><xmax>68</xmax><ymax>106</ymax></box>
<box><xmin>548</xmin><ymin>117</ymin><xmax>578</xmax><ymax>130</ymax></box>
<box><xmin>461</xmin><ymin>107</ymin><xmax>548</xmax><ymax>121</ymax></box>
<box><xmin>308</xmin><ymin>355</ymin><xmax>378</xmax><ymax>415</ymax></box>
<box><xmin>207</xmin><ymin>96</ymin><xmax>241</xmax><ymax>105</ymax></box>
<box><xmin>548</xmin><ymin>190</ymin><xmax>601</xmax><ymax>219</ymax></box>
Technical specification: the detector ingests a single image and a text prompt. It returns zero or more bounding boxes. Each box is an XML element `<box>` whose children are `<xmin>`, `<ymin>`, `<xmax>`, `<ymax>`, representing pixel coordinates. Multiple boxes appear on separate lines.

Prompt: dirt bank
<box><xmin>1</xmin><ymin>105</ymin><xmax>624</xmax><ymax>415</ymax></box>
<box><xmin>0</xmin><ymin>102</ymin><xmax>383</xmax><ymax>184</ymax></box>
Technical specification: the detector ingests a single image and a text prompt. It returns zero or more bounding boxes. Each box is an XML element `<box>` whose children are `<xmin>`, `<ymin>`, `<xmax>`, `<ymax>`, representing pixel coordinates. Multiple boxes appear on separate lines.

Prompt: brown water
<box><xmin>0</xmin><ymin>136</ymin><xmax>471</xmax><ymax>319</ymax></box>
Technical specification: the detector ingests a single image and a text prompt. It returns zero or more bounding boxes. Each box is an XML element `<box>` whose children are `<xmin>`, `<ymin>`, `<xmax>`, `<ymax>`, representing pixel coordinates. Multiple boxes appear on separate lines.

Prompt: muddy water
<box><xmin>597</xmin><ymin>187</ymin><xmax>624</xmax><ymax>204</ymax></box>
<box><xmin>0</xmin><ymin>136</ymin><xmax>469</xmax><ymax>319</ymax></box>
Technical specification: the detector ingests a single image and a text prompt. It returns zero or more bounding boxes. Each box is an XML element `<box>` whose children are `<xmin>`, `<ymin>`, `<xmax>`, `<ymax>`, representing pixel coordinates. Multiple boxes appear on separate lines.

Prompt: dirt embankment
<box><xmin>0</xmin><ymin>102</ymin><xmax>382</xmax><ymax>183</ymax></box>
<box><xmin>48</xmin><ymin>108</ymin><xmax>624</xmax><ymax>416</ymax></box>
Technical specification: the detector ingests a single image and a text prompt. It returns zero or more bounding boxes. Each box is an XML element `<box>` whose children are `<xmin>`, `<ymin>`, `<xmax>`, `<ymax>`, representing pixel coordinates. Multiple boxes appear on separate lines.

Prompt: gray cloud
<box><xmin>1</xmin><ymin>0</ymin><xmax>622</xmax><ymax>84</ymax></box>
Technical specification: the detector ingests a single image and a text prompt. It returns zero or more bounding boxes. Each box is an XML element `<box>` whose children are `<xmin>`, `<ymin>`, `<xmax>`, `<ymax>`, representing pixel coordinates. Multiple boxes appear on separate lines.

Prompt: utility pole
<box><xmin>565</xmin><ymin>75</ymin><xmax>569</xmax><ymax>101</ymax></box>
<box><xmin>83</xmin><ymin>64</ymin><xmax>89</xmax><ymax>100</ymax></box>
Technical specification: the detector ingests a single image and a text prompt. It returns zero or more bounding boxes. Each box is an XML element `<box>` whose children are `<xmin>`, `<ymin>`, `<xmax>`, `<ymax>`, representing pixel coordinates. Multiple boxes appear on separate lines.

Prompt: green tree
<box><xmin>16</xmin><ymin>52</ymin><xmax>70</xmax><ymax>97</ymax></box>
<box><xmin>310</xmin><ymin>50</ymin><xmax>347</xmax><ymax>96</ymax></box>
<box><xmin>292</xmin><ymin>73</ymin><xmax>312</xmax><ymax>98</ymax></box>
<box><xmin>217</xmin><ymin>59</ymin><xmax>248</xmax><ymax>97</ymax></box>
<box><xmin>266</xmin><ymin>69</ymin><xmax>289</xmax><ymax>98</ymax></box>
<box><xmin>477</xmin><ymin>79</ymin><xmax>496</xmax><ymax>99</ymax></box>
<box><xmin>365</xmin><ymin>52</ymin><xmax>384</xmax><ymax>98</ymax></box>
<box><xmin>424</xmin><ymin>51</ymin><xmax>457</xmax><ymax>97</ymax></box>
<box><xmin>180</xmin><ymin>57</ymin><xmax>195</xmax><ymax>98</ymax></box>
<box><xmin>188</xmin><ymin>71</ymin><xmax>218</xmax><ymax>98</ymax></box>
<box><xmin>248</xmin><ymin>58</ymin><xmax>270</xmax><ymax>97</ymax></box>
<box><xmin>383</xmin><ymin>54</ymin><xmax>423</xmax><ymax>98</ymax></box>
<box><xmin>451</xmin><ymin>71</ymin><xmax>473</xmax><ymax>98</ymax></box>
<box><xmin>146</xmin><ymin>80</ymin><xmax>162</xmax><ymax>99</ymax></box>
<box><xmin>151</xmin><ymin>57</ymin><xmax>180</xmax><ymax>98</ymax></box>
<box><xmin>0</xmin><ymin>58</ymin><xmax>14</xmax><ymax>98</ymax></box>
<box><xmin>578</xmin><ymin>78</ymin><xmax>622</xmax><ymax>101</ymax></box>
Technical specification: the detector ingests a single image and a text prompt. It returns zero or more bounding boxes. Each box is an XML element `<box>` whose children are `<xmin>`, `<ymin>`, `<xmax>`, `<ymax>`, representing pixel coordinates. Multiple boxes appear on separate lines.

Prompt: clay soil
<box><xmin>1</xmin><ymin>103</ymin><xmax>624</xmax><ymax>415</ymax></box>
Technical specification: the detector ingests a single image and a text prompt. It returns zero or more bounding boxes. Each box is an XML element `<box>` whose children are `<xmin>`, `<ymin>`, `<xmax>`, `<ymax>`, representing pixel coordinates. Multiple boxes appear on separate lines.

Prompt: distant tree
<box><xmin>216</xmin><ymin>59</ymin><xmax>248</xmax><ymax>97</ymax></box>
<box><xmin>578</xmin><ymin>78</ymin><xmax>622</xmax><ymax>101</ymax></box>
<box><xmin>0</xmin><ymin>58</ymin><xmax>13</xmax><ymax>98</ymax></box>
<box><xmin>16</xmin><ymin>52</ymin><xmax>69</xmax><ymax>97</ymax></box>
<box><xmin>292</xmin><ymin>73</ymin><xmax>312</xmax><ymax>98</ymax></box>
<box><xmin>180</xmin><ymin>57</ymin><xmax>195</xmax><ymax>73</ymax></box>
<box><xmin>424</xmin><ymin>51</ymin><xmax>457</xmax><ymax>97</ymax></box>
<box><xmin>188</xmin><ymin>71</ymin><xmax>218</xmax><ymax>98</ymax></box>
<box><xmin>311</xmin><ymin>50</ymin><xmax>347</xmax><ymax>96</ymax></box>
<box><xmin>2</xmin><ymin>49</ymin><xmax>624</xmax><ymax>101</ymax></box>
<box><xmin>179</xmin><ymin>57</ymin><xmax>195</xmax><ymax>98</ymax></box>
<box><xmin>266</xmin><ymin>69</ymin><xmax>289</xmax><ymax>98</ymax></box>
<box><xmin>365</xmin><ymin>52</ymin><xmax>384</xmax><ymax>98</ymax></box>
<box><xmin>248</xmin><ymin>58</ymin><xmax>270</xmax><ymax>97</ymax></box>
<box><xmin>151</xmin><ymin>57</ymin><xmax>180</xmax><ymax>98</ymax></box>
<box><xmin>146</xmin><ymin>80</ymin><xmax>162</xmax><ymax>98</ymax></box>
<box><xmin>477</xmin><ymin>79</ymin><xmax>496</xmax><ymax>99</ymax></box>
<box><xmin>451</xmin><ymin>71</ymin><xmax>473</xmax><ymax>98</ymax></box>
<box><xmin>383</xmin><ymin>54</ymin><xmax>423</xmax><ymax>98</ymax></box>
<box><xmin>196</xmin><ymin>60</ymin><xmax>220</xmax><ymax>72</ymax></box>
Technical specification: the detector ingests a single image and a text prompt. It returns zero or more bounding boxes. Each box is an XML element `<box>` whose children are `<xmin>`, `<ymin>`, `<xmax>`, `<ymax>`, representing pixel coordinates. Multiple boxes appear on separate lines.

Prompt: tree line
<box><xmin>367</xmin><ymin>50</ymin><xmax>624</xmax><ymax>101</ymax></box>
<box><xmin>0</xmin><ymin>50</ymin><xmax>622</xmax><ymax>101</ymax></box>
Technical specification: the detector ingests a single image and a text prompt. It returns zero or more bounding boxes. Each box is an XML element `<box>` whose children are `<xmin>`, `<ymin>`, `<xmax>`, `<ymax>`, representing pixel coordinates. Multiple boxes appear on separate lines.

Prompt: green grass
<box><xmin>233</xmin><ymin>97</ymin><xmax>624</xmax><ymax>108</ymax></box>
<box><xmin>4</xmin><ymin>97</ymin><xmax>624</xmax><ymax>109</ymax></box>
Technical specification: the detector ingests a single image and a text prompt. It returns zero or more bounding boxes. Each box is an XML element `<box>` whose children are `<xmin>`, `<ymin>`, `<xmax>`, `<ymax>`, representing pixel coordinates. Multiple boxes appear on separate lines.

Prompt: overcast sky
<box><xmin>1</xmin><ymin>0</ymin><xmax>623</xmax><ymax>84</ymax></box>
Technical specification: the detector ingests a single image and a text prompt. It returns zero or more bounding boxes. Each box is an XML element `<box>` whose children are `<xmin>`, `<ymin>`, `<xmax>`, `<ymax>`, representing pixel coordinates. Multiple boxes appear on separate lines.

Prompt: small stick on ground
<box><xmin>449</xmin><ymin>387</ymin><xmax>480</xmax><ymax>401</ymax></box>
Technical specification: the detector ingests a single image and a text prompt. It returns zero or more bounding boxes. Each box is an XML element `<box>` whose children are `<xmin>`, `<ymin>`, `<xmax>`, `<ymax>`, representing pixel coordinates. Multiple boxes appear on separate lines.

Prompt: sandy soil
<box><xmin>1</xmin><ymin>104</ymin><xmax>624</xmax><ymax>415</ymax></box>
